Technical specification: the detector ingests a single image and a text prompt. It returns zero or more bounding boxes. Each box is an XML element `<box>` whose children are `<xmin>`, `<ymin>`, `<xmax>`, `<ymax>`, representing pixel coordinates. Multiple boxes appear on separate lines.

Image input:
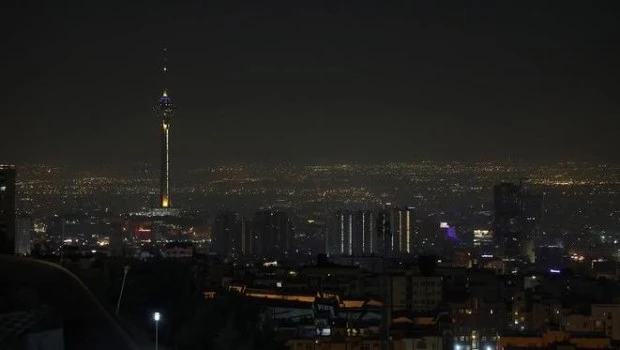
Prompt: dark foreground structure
<box><xmin>0</xmin><ymin>255</ymin><xmax>138</xmax><ymax>350</ymax></box>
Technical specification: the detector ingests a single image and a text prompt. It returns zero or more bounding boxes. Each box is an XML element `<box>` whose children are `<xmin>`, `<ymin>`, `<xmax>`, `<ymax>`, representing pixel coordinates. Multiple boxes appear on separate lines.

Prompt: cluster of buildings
<box><xmin>329</xmin><ymin>206</ymin><xmax>416</xmax><ymax>256</ymax></box>
<box><xmin>203</xmin><ymin>254</ymin><xmax>620</xmax><ymax>349</ymax></box>
<box><xmin>0</xmin><ymin>158</ymin><xmax>592</xmax><ymax>284</ymax></box>
<box><xmin>210</xmin><ymin>181</ymin><xmax>544</xmax><ymax>265</ymax></box>
<box><xmin>212</xmin><ymin>210</ymin><xmax>293</xmax><ymax>259</ymax></box>
<box><xmin>1</xmin><ymin>54</ymin><xmax>619</xmax><ymax>350</ymax></box>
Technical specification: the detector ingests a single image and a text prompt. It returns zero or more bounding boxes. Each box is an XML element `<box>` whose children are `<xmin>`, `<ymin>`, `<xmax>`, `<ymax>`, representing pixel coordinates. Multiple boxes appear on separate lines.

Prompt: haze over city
<box><xmin>2</xmin><ymin>1</ymin><xmax>619</xmax><ymax>167</ymax></box>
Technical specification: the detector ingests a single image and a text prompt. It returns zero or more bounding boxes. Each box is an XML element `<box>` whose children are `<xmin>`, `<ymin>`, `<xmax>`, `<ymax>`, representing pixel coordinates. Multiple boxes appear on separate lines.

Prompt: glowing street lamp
<box><xmin>153</xmin><ymin>312</ymin><xmax>161</xmax><ymax>350</ymax></box>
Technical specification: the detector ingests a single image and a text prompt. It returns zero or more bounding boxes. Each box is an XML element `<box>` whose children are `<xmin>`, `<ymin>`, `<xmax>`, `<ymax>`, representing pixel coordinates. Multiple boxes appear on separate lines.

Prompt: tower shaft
<box><xmin>160</xmin><ymin>120</ymin><xmax>170</xmax><ymax>208</ymax></box>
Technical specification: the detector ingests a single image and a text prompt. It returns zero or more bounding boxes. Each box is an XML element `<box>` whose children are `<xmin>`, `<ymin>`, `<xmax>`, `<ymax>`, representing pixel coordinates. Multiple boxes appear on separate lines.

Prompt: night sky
<box><xmin>2</xmin><ymin>1</ymin><xmax>619</xmax><ymax>167</ymax></box>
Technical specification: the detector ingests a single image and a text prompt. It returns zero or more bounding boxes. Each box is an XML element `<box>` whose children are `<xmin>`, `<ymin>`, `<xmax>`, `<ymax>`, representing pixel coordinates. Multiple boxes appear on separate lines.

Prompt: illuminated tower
<box><xmin>155</xmin><ymin>48</ymin><xmax>175</xmax><ymax>208</ymax></box>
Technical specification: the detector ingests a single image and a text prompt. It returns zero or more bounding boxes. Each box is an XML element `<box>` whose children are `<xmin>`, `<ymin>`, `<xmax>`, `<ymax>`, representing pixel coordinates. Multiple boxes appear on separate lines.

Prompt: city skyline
<box><xmin>2</xmin><ymin>1</ymin><xmax>619</xmax><ymax>167</ymax></box>
<box><xmin>3</xmin><ymin>2</ymin><xmax>620</xmax><ymax>350</ymax></box>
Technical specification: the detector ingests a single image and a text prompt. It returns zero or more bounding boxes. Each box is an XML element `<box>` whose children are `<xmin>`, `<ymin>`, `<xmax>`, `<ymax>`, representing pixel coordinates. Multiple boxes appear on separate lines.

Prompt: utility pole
<box><xmin>153</xmin><ymin>312</ymin><xmax>161</xmax><ymax>350</ymax></box>
<box><xmin>60</xmin><ymin>218</ymin><xmax>65</xmax><ymax>265</ymax></box>
<box><xmin>116</xmin><ymin>265</ymin><xmax>130</xmax><ymax>315</ymax></box>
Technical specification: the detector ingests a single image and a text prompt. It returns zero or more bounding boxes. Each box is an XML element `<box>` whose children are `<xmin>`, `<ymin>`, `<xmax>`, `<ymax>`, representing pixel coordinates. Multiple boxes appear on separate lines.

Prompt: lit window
<box><xmin>0</xmin><ymin>186</ymin><xmax>5</xmax><ymax>191</ymax></box>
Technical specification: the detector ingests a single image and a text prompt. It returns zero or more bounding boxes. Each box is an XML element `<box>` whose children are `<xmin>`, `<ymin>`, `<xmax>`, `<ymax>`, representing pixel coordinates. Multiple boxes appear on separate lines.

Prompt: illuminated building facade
<box><xmin>473</xmin><ymin>229</ymin><xmax>494</xmax><ymax>254</ymax></box>
<box><xmin>378</xmin><ymin>205</ymin><xmax>415</xmax><ymax>256</ymax></box>
<box><xmin>330</xmin><ymin>207</ymin><xmax>414</xmax><ymax>256</ymax></box>
<box><xmin>376</xmin><ymin>203</ymin><xmax>416</xmax><ymax>256</ymax></box>
<box><xmin>376</xmin><ymin>208</ymin><xmax>391</xmax><ymax>256</ymax></box>
<box><xmin>392</xmin><ymin>207</ymin><xmax>415</xmax><ymax>254</ymax></box>
<box><xmin>331</xmin><ymin>210</ymin><xmax>377</xmax><ymax>256</ymax></box>
<box><xmin>354</xmin><ymin>210</ymin><xmax>375</xmax><ymax>255</ymax></box>
<box><xmin>0</xmin><ymin>165</ymin><xmax>16</xmax><ymax>254</ymax></box>
<box><xmin>333</xmin><ymin>210</ymin><xmax>354</xmax><ymax>255</ymax></box>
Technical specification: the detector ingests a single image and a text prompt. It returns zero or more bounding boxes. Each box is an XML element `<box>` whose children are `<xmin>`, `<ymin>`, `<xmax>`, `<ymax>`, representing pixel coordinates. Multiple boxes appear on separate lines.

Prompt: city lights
<box><xmin>3</xmin><ymin>3</ymin><xmax>618</xmax><ymax>350</ymax></box>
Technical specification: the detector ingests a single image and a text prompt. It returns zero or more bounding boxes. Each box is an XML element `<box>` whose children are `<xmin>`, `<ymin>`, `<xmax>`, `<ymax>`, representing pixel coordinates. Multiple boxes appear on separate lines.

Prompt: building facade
<box><xmin>15</xmin><ymin>212</ymin><xmax>33</xmax><ymax>256</ymax></box>
<box><xmin>213</xmin><ymin>210</ymin><xmax>247</xmax><ymax>257</ymax></box>
<box><xmin>493</xmin><ymin>182</ymin><xmax>523</xmax><ymax>259</ymax></box>
<box><xmin>0</xmin><ymin>165</ymin><xmax>16</xmax><ymax>254</ymax></box>
<box><xmin>251</xmin><ymin>210</ymin><xmax>292</xmax><ymax>258</ymax></box>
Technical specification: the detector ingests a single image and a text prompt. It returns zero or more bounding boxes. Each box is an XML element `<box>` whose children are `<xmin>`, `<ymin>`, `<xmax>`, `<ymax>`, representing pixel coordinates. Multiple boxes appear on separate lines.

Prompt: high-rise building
<box><xmin>522</xmin><ymin>192</ymin><xmax>543</xmax><ymax>239</ymax></box>
<box><xmin>391</xmin><ymin>207</ymin><xmax>415</xmax><ymax>255</ymax></box>
<box><xmin>213</xmin><ymin>211</ymin><xmax>247</xmax><ymax>257</ymax></box>
<box><xmin>493</xmin><ymin>181</ymin><xmax>543</xmax><ymax>261</ymax></box>
<box><xmin>354</xmin><ymin>210</ymin><xmax>375</xmax><ymax>255</ymax></box>
<box><xmin>251</xmin><ymin>210</ymin><xmax>292</xmax><ymax>258</ymax></box>
<box><xmin>332</xmin><ymin>210</ymin><xmax>353</xmax><ymax>255</ymax></box>
<box><xmin>376</xmin><ymin>208</ymin><xmax>391</xmax><ymax>256</ymax></box>
<box><xmin>155</xmin><ymin>48</ymin><xmax>175</xmax><ymax>208</ymax></box>
<box><xmin>329</xmin><ymin>207</ymin><xmax>415</xmax><ymax>257</ymax></box>
<box><xmin>15</xmin><ymin>213</ymin><xmax>33</xmax><ymax>255</ymax></box>
<box><xmin>376</xmin><ymin>204</ymin><xmax>416</xmax><ymax>256</ymax></box>
<box><xmin>329</xmin><ymin>210</ymin><xmax>377</xmax><ymax>256</ymax></box>
<box><xmin>493</xmin><ymin>182</ymin><xmax>524</xmax><ymax>259</ymax></box>
<box><xmin>473</xmin><ymin>229</ymin><xmax>494</xmax><ymax>250</ymax></box>
<box><xmin>0</xmin><ymin>165</ymin><xmax>16</xmax><ymax>254</ymax></box>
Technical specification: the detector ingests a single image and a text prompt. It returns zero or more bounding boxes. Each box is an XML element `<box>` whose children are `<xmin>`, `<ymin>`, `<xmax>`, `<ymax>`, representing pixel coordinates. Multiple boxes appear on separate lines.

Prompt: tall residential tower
<box><xmin>493</xmin><ymin>182</ymin><xmax>523</xmax><ymax>259</ymax></box>
<box><xmin>155</xmin><ymin>48</ymin><xmax>175</xmax><ymax>208</ymax></box>
<box><xmin>0</xmin><ymin>165</ymin><xmax>16</xmax><ymax>254</ymax></box>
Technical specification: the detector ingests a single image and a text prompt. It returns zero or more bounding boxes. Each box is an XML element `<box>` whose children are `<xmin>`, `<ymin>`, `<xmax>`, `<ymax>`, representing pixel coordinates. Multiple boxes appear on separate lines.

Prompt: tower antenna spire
<box><xmin>162</xmin><ymin>47</ymin><xmax>168</xmax><ymax>94</ymax></box>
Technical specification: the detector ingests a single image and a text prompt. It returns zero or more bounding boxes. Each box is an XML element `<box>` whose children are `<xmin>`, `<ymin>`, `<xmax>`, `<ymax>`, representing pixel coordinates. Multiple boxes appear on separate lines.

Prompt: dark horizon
<box><xmin>2</xmin><ymin>1</ymin><xmax>619</xmax><ymax>167</ymax></box>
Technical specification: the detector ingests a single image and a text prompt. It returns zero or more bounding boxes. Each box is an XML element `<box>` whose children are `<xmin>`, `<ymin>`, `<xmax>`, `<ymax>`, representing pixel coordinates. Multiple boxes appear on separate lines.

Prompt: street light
<box><xmin>153</xmin><ymin>312</ymin><xmax>161</xmax><ymax>350</ymax></box>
